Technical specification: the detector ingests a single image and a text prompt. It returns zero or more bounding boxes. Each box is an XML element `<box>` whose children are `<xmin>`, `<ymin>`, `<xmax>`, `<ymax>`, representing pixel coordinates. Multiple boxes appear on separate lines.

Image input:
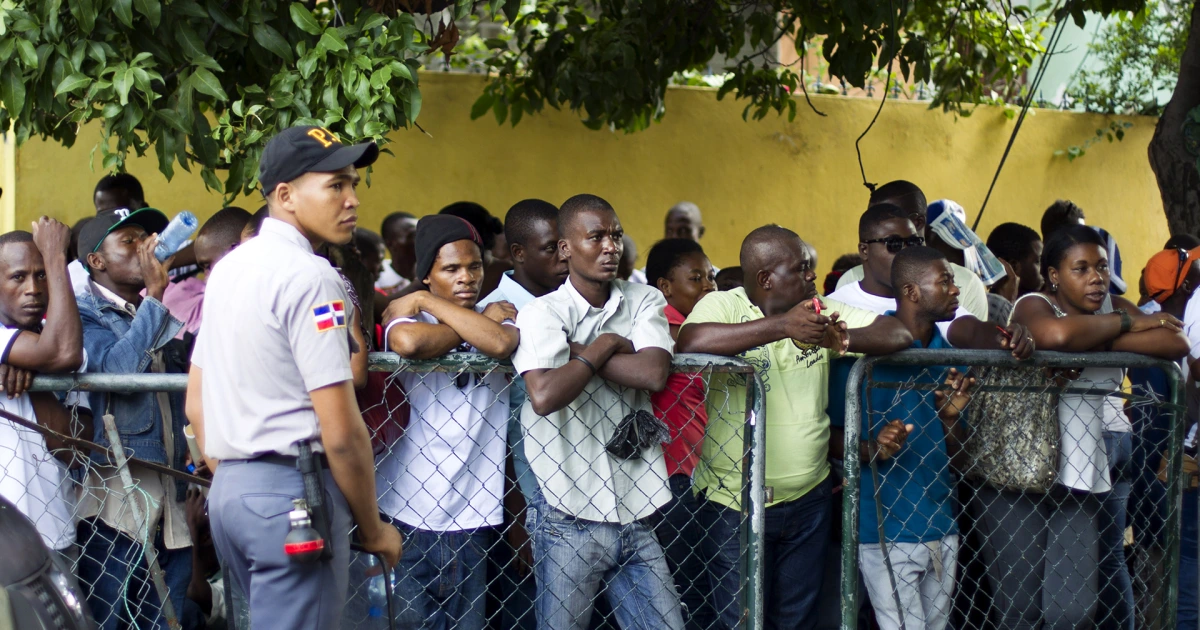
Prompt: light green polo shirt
<box><xmin>683</xmin><ymin>288</ymin><xmax>877</xmax><ymax>510</ymax></box>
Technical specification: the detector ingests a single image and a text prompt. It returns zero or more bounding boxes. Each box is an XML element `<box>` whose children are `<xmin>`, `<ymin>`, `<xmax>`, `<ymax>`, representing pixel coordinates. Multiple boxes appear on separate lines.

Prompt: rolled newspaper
<box><xmin>183</xmin><ymin>424</ymin><xmax>205</xmax><ymax>473</ymax></box>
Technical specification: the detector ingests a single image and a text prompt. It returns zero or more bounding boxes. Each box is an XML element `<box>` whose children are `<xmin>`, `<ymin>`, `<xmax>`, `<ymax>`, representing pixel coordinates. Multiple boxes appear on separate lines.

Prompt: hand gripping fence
<box><xmin>841</xmin><ymin>349</ymin><xmax>1187</xmax><ymax>630</ymax></box>
<box><xmin>0</xmin><ymin>352</ymin><xmax>767</xmax><ymax>630</ymax></box>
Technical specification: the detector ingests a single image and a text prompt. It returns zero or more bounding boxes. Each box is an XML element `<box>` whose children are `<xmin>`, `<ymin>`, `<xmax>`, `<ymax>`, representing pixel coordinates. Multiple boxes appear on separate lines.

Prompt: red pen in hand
<box><xmin>813</xmin><ymin>297</ymin><xmax>822</xmax><ymax>315</ymax></box>
<box><xmin>996</xmin><ymin>326</ymin><xmax>1013</xmax><ymax>341</ymax></box>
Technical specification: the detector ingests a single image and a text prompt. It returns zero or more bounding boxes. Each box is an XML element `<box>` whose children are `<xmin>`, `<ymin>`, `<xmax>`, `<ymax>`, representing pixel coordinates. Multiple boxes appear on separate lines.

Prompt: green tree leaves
<box><xmin>472</xmin><ymin>0</ymin><xmax>1147</xmax><ymax>131</ymax></box>
<box><xmin>1</xmin><ymin>0</ymin><xmax>426</xmax><ymax>202</ymax></box>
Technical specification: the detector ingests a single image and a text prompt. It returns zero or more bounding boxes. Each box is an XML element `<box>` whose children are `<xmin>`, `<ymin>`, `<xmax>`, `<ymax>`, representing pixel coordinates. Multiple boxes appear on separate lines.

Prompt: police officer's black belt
<box><xmin>0</xmin><ymin>408</ymin><xmax>212</xmax><ymax>487</ymax></box>
<box><xmin>245</xmin><ymin>452</ymin><xmax>328</xmax><ymax>469</ymax></box>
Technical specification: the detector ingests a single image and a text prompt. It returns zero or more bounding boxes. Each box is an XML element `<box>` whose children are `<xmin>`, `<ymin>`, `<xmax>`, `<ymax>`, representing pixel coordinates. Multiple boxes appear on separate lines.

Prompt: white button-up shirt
<box><xmin>192</xmin><ymin>218</ymin><xmax>353</xmax><ymax>460</ymax></box>
<box><xmin>512</xmin><ymin>278</ymin><xmax>674</xmax><ymax>524</ymax></box>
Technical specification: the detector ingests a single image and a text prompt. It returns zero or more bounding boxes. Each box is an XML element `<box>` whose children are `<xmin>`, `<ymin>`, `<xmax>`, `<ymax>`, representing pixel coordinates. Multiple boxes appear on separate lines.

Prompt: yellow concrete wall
<box><xmin>10</xmin><ymin>72</ymin><xmax>1167</xmax><ymax>279</ymax></box>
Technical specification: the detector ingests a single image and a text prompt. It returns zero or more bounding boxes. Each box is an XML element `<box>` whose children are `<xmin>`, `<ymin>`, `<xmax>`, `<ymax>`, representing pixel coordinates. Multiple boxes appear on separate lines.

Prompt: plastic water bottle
<box><xmin>154</xmin><ymin>211</ymin><xmax>199</xmax><ymax>261</ymax></box>
<box><xmin>364</xmin><ymin>555</ymin><xmax>393</xmax><ymax>619</ymax></box>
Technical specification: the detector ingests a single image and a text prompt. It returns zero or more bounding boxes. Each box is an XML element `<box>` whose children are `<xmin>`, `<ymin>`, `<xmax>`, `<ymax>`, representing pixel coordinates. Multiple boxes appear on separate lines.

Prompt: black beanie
<box><xmin>414</xmin><ymin>215</ymin><xmax>484</xmax><ymax>282</ymax></box>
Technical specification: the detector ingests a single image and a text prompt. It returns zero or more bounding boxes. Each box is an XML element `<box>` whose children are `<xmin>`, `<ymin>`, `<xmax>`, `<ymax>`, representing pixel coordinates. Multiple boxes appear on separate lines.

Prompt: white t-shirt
<box><xmin>825</xmin><ymin>281</ymin><xmax>969</xmax><ymax>341</ymax></box>
<box><xmin>1184</xmin><ymin>291</ymin><xmax>1200</xmax><ymax>365</ymax></box>
<box><xmin>0</xmin><ymin>327</ymin><xmax>76</xmax><ymax>550</ymax></box>
<box><xmin>68</xmin><ymin>259</ymin><xmax>91</xmax><ymax>297</ymax></box>
<box><xmin>375</xmin><ymin>308</ymin><xmax>512</xmax><ymax>532</ymax></box>
<box><xmin>1013</xmin><ymin>293</ymin><xmax>1124</xmax><ymax>493</ymax></box>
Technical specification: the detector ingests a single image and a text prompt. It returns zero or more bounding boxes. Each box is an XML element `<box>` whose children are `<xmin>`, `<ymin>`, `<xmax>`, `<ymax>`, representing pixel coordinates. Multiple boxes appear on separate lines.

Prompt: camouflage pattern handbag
<box><xmin>964</xmin><ymin>365</ymin><xmax>1060</xmax><ymax>493</ymax></box>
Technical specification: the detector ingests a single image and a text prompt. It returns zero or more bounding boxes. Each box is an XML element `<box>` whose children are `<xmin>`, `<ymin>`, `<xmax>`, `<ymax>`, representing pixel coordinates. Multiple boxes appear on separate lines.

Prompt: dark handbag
<box><xmin>605</xmin><ymin>408</ymin><xmax>671</xmax><ymax>460</ymax></box>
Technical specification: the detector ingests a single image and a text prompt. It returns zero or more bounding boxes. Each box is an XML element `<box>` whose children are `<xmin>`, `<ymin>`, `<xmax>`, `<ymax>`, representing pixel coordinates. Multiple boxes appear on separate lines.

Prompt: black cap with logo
<box><xmin>258</xmin><ymin>126</ymin><xmax>380</xmax><ymax>196</ymax></box>
<box><xmin>77</xmin><ymin>207</ymin><xmax>170</xmax><ymax>261</ymax></box>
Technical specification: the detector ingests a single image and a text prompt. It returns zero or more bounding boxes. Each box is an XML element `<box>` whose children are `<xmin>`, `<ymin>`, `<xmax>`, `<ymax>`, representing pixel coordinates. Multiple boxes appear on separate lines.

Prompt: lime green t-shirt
<box><xmin>683</xmin><ymin>288</ymin><xmax>878</xmax><ymax>510</ymax></box>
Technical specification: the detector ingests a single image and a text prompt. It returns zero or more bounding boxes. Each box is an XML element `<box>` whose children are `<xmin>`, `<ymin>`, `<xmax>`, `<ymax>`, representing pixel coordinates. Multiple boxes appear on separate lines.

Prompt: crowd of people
<box><xmin>0</xmin><ymin>124</ymin><xmax>1197</xmax><ymax>630</ymax></box>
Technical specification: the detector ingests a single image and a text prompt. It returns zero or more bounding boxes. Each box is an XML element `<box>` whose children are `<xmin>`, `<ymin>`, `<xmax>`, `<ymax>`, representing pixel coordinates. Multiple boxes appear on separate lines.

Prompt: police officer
<box><xmin>186</xmin><ymin>126</ymin><xmax>403</xmax><ymax>628</ymax></box>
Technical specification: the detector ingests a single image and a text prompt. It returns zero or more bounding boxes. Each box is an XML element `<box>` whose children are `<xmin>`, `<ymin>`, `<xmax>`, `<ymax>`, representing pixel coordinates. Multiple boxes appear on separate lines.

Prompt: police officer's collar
<box><xmin>259</xmin><ymin>217</ymin><xmax>316</xmax><ymax>253</ymax></box>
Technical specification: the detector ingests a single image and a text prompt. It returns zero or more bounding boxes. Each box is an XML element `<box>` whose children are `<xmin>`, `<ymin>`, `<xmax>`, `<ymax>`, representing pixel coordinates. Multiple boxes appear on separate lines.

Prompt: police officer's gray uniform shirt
<box><xmin>192</xmin><ymin>217</ymin><xmax>353</xmax><ymax>460</ymax></box>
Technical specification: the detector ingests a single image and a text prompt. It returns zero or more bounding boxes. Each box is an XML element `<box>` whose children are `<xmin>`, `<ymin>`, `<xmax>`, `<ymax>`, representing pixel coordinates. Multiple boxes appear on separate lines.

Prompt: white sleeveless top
<box><xmin>1012</xmin><ymin>293</ymin><xmax>1123</xmax><ymax>493</ymax></box>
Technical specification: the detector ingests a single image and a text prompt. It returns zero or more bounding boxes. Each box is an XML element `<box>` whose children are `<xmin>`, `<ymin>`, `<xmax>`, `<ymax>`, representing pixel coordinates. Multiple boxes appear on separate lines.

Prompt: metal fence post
<box><xmin>743</xmin><ymin>371</ymin><xmax>767</xmax><ymax>630</ymax></box>
<box><xmin>1162</xmin><ymin>362</ymin><xmax>1186</xmax><ymax>628</ymax></box>
<box><xmin>841</xmin><ymin>357</ymin><xmax>871</xmax><ymax>630</ymax></box>
<box><xmin>100</xmin><ymin>413</ymin><xmax>181</xmax><ymax>630</ymax></box>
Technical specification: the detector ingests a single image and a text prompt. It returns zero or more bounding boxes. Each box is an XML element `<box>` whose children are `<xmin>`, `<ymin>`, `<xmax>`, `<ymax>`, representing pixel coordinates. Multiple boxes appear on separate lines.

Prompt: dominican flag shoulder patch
<box><xmin>313</xmin><ymin>301</ymin><xmax>347</xmax><ymax>332</ymax></box>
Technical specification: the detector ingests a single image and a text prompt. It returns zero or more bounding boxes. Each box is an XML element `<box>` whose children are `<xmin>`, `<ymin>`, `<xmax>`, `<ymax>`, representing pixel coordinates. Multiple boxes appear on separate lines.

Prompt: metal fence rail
<box><xmin>842</xmin><ymin>349</ymin><xmax>1185</xmax><ymax>630</ymax></box>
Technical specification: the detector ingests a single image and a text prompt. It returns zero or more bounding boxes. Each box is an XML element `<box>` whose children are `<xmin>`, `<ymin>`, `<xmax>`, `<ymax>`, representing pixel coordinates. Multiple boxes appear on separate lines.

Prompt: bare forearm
<box><xmin>325</xmin><ymin>432</ymin><xmax>383</xmax><ymax>535</ymax></box>
<box><xmin>677</xmin><ymin>318</ymin><xmax>788</xmax><ymax>356</ymax></box>
<box><xmin>316</xmin><ymin>390</ymin><xmax>384</xmax><ymax>539</ymax></box>
<box><xmin>526</xmin><ymin>338</ymin><xmax>620</xmax><ymax>415</ymax></box>
<box><xmin>1028</xmin><ymin>314</ymin><xmax>1124</xmax><ymax>351</ymax></box>
<box><xmin>387</xmin><ymin>322</ymin><xmax>463</xmax><ymax>359</ymax></box>
<box><xmin>947</xmin><ymin>317</ymin><xmax>1004</xmax><ymax>350</ymax></box>
<box><xmin>32</xmin><ymin>254</ymin><xmax>82</xmax><ymax>371</ymax></box>
<box><xmin>185</xmin><ymin>367</ymin><xmax>220</xmax><ymax>472</ymax></box>
<box><xmin>1109</xmin><ymin>328</ymin><xmax>1190</xmax><ymax>359</ymax></box>
<box><xmin>846</xmin><ymin>317</ymin><xmax>913</xmax><ymax>354</ymax></box>
<box><xmin>596</xmin><ymin>349</ymin><xmax>671</xmax><ymax>391</ymax></box>
<box><xmin>419</xmin><ymin>297</ymin><xmax>518</xmax><ymax>358</ymax></box>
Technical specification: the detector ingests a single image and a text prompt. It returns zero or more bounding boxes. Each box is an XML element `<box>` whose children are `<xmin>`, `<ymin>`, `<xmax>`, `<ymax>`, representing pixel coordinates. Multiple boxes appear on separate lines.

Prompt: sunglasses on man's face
<box><xmin>862</xmin><ymin>235</ymin><xmax>925</xmax><ymax>253</ymax></box>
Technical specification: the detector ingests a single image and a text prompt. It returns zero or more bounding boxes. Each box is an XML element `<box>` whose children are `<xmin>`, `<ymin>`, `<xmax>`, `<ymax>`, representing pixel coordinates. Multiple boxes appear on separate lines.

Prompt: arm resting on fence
<box><xmin>946</xmin><ymin>317</ymin><xmax>1034</xmax><ymax>358</ymax></box>
<box><xmin>845</xmin><ymin>315</ymin><xmax>914</xmax><ymax>355</ymax></box>
<box><xmin>1108</xmin><ymin>297</ymin><xmax>1189</xmax><ymax>359</ymax></box>
<box><xmin>676</xmin><ymin>318</ymin><xmax>790</xmax><ymax>356</ymax></box>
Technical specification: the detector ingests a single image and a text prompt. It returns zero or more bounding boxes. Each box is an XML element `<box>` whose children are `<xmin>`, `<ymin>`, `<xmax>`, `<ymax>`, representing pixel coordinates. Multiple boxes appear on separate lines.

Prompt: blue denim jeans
<box><xmin>654</xmin><ymin>474</ymin><xmax>716</xmax><ymax>630</ymax></box>
<box><xmin>700</xmin><ymin>476</ymin><xmax>833</xmax><ymax>630</ymax></box>
<box><xmin>527</xmin><ymin>491</ymin><xmax>683</xmax><ymax>630</ymax></box>
<box><xmin>1098</xmin><ymin>431</ymin><xmax>1134</xmax><ymax>630</ymax></box>
<box><xmin>1180</xmin><ymin>488</ymin><xmax>1198</xmax><ymax>628</ymax></box>
<box><xmin>391</xmin><ymin>524</ymin><xmax>493</xmax><ymax>630</ymax></box>
<box><xmin>77</xmin><ymin>517</ymin><xmax>193</xmax><ymax>630</ymax></box>
<box><xmin>486</xmin><ymin>526</ymin><xmax>537</xmax><ymax>630</ymax></box>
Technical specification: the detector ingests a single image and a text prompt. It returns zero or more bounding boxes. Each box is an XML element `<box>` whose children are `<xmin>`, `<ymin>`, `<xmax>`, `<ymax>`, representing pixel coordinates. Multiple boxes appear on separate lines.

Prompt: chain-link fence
<box><xmin>840</xmin><ymin>349</ymin><xmax>1186</xmax><ymax>630</ymax></box>
<box><xmin>0</xmin><ymin>354</ymin><xmax>766</xmax><ymax>630</ymax></box>
<box><xmin>345</xmin><ymin>352</ymin><xmax>766</xmax><ymax>630</ymax></box>
<box><xmin>0</xmin><ymin>372</ymin><xmax>198</xmax><ymax>630</ymax></box>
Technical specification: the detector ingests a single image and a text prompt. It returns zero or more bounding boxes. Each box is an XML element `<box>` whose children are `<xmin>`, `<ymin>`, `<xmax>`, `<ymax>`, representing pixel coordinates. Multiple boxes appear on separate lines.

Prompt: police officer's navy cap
<box><xmin>258</xmin><ymin>126</ymin><xmax>379</xmax><ymax>196</ymax></box>
<box><xmin>78</xmin><ymin>207</ymin><xmax>170</xmax><ymax>259</ymax></box>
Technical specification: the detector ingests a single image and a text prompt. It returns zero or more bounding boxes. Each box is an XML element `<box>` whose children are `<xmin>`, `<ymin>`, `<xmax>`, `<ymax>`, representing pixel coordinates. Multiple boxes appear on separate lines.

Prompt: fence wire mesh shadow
<box><xmin>840</xmin><ymin>349</ymin><xmax>1186</xmax><ymax>630</ymax></box>
<box><xmin>345</xmin><ymin>351</ymin><xmax>766</xmax><ymax>630</ymax></box>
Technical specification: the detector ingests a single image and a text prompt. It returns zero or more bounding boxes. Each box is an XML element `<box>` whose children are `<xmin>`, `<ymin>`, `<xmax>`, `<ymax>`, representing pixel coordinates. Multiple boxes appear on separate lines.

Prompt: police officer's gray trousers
<box><xmin>208</xmin><ymin>459</ymin><xmax>352</xmax><ymax>629</ymax></box>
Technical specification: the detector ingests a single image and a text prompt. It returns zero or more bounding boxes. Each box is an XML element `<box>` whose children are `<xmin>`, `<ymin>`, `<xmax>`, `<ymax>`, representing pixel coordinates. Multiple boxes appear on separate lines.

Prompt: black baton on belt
<box><xmin>297</xmin><ymin>440</ymin><xmax>333</xmax><ymax>561</ymax></box>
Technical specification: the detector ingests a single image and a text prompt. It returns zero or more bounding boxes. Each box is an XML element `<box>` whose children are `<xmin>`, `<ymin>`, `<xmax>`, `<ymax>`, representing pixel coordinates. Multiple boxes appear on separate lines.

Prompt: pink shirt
<box><xmin>162</xmin><ymin>277</ymin><xmax>205</xmax><ymax>337</ymax></box>
<box><xmin>652</xmin><ymin>304</ymin><xmax>708</xmax><ymax>478</ymax></box>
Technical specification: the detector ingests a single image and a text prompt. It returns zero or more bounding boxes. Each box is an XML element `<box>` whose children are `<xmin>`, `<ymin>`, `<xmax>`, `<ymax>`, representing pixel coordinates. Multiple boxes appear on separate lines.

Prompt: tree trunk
<box><xmin>1149</xmin><ymin>0</ymin><xmax>1200</xmax><ymax>237</ymax></box>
